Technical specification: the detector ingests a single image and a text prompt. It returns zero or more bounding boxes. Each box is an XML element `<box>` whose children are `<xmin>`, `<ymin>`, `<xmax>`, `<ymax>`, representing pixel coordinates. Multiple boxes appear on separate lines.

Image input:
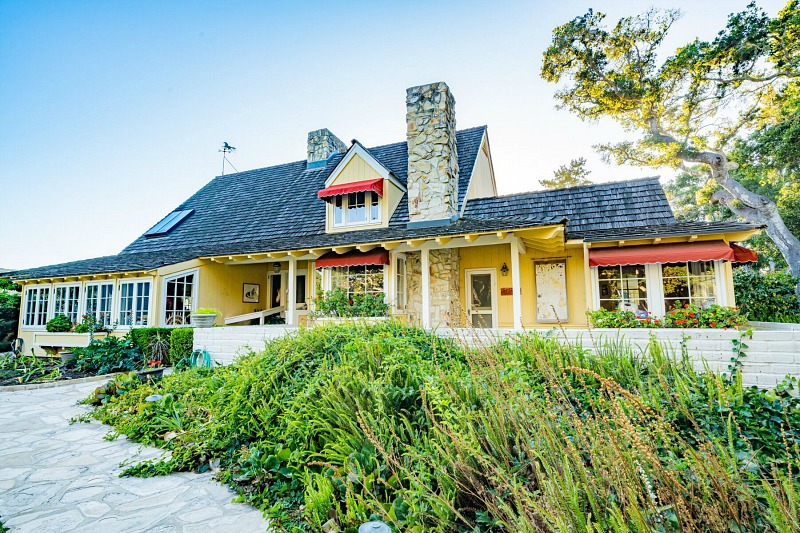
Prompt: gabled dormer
<box><xmin>318</xmin><ymin>141</ymin><xmax>406</xmax><ymax>233</ymax></box>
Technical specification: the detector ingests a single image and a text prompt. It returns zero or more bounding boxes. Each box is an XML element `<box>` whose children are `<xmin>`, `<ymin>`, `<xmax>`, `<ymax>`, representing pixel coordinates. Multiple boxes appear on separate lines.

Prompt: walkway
<box><xmin>0</xmin><ymin>381</ymin><xmax>271</xmax><ymax>532</ymax></box>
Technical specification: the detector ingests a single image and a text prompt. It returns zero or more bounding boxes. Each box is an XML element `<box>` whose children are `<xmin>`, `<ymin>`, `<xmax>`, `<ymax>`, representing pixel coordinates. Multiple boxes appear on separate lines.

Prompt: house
<box><xmin>10</xmin><ymin>82</ymin><xmax>761</xmax><ymax>355</ymax></box>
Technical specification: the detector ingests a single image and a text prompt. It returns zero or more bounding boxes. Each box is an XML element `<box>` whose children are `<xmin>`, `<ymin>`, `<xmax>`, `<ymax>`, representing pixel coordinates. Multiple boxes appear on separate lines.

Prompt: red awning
<box><xmin>588</xmin><ymin>241</ymin><xmax>736</xmax><ymax>267</ymax></box>
<box><xmin>315</xmin><ymin>249</ymin><xmax>390</xmax><ymax>268</ymax></box>
<box><xmin>317</xmin><ymin>178</ymin><xmax>384</xmax><ymax>200</ymax></box>
<box><xmin>731</xmin><ymin>243</ymin><xmax>758</xmax><ymax>263</ymax></box>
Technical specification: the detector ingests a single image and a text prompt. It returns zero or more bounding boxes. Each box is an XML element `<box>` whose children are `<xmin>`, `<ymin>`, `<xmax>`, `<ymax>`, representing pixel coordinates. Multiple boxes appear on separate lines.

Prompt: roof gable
<box><xmin>324</xmin><ymin>142</ymin><xmax>406</xmax><ymax>192</ymax></box>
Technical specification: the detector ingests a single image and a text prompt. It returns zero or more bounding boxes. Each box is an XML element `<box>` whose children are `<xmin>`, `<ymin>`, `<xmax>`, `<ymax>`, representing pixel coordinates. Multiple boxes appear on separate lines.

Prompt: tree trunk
<box><xmin>696</xmin><ymin>151</ymin><xmax>800</xmax><ymax>277</ymax></box>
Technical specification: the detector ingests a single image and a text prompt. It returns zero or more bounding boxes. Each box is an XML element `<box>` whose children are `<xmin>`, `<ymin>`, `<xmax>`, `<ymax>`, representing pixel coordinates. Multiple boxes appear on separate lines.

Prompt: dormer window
<box><xmin>332</xmin><ymin>191</ymin><xmax>380</xmax><ymax>227</ymax></box>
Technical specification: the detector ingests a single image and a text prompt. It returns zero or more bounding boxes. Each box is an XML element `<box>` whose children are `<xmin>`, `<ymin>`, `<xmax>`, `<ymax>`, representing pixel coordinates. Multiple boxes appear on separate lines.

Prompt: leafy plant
<box><xmin>46</xmin><ymin>314</ymin><xmax>73</xmax><ymax>332</ymax></box>
<box><xmin>168</xmin><ymin>328</ymin><xmax>193</xmax><ymax>366</ymax></box>
<box><xmin>734</xmin><ymin>267</ymin><xmax>800</xmax><ymax>322</ymax></box>
<box><xmin>194</xmin><ymin>307</ymin><xmax>220</xmax><ymax>316</ymax></box>
<box><xmin>73</xmin><ymin>336</ymin><xmax>144</xmax><ymax>375</ymax></box>
<box><xmin>313</xmin><ymin>288</ymin><xmax>389</xmax><ymax>318</ymax></box>
<box><xmin>588</xmin><ymin>304</ymin><xmax>743</xmax><ymax>329</ymax></box>
<box><xmin>127</xmin><ymin>328</ymin><xmax>172</xmax><ymax>358</ymax></box>
<box><xmin>74</xmin><ymin>314</ymin><xmax>108</xmax><ymax>334</ymax></box>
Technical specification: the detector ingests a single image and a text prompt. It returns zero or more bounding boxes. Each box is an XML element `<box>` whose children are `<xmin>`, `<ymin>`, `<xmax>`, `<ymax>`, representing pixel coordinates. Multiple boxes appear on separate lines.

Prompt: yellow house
<box><xmin>10</xmin><ymin>82</ymin><xmax>761</xmax><ymax>355</ymax></box>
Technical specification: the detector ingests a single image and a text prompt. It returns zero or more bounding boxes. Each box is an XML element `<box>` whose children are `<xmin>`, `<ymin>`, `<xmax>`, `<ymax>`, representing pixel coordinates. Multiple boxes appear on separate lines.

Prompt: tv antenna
<box><xmin>219</xmin><ymin>142</ymin><xmax>238</xmax><ymax>176</ymax></box>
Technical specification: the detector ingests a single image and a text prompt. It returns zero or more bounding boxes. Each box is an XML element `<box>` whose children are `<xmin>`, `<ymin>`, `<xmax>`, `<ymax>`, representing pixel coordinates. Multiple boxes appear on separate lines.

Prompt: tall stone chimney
<box><xmin>406</xmin><ymin>82</ymin><xmax>459</xmax><ymax>226</ymax></box>
<box><xmin>307</xmin><ymin>128</ymin><xmax>346</xmax><ymax>168</ymax></box>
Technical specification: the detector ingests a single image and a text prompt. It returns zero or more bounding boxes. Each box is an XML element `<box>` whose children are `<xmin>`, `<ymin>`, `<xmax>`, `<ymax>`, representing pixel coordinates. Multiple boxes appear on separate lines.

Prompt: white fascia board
<box><xmin>324</xmin><ymin>143</ymin><xmax>407</xmax><ymax>193</ymax></box>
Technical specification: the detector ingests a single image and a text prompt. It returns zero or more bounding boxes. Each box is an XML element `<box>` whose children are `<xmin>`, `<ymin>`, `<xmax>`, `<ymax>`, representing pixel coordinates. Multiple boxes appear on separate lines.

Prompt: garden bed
<box><xmin>0</xmin><ymin>355</ymin><xmax>98</xmax><ymax>387</ymax></box>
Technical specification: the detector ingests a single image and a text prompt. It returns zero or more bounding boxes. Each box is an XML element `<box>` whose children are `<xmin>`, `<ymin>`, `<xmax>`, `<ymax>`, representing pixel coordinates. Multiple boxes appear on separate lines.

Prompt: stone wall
<box><xmin>405</xmin><ymin>82</ymin><xmax>459</xmax><ymax>223</ymax></box>
<box><xmin>430</xmin><ymin>248</ymin><xmax>461</xmax><ymax>327</ymax></box>
<box><xmin>406</xmin><ymin>251</ymin><xmax>422</xmax><ymax>325</ymax></box>
<box><xmin>307</xmin><ymin>128</ymin><xmax>346</xmax><ymax>164</ymax></box>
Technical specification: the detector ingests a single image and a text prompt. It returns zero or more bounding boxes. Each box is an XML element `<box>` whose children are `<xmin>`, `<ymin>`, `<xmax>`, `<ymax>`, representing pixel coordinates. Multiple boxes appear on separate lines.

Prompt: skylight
<box><xmin>144</xmin><ymin>209</ymin><xmax>194</xmax><ymax>238</ymax></box>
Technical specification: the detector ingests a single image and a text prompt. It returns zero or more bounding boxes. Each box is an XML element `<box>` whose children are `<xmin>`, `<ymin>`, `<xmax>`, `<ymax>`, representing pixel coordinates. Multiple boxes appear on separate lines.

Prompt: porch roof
<box><xmin>573</xmin><ymin>221</ymin><xmax>763</xmax><ymax>243</ymax></box>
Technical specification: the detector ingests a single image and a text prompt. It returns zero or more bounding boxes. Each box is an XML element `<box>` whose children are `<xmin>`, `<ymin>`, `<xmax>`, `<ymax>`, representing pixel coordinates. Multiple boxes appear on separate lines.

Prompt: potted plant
<box><xmin>191</xmin><ymin>307</ymin><xmax>220</xmax><ymax>328</ymax></box>
<box><xmin>46</xmin><ymin>314</ymin><xmax>73</xmax><ymax>333</ymax></box>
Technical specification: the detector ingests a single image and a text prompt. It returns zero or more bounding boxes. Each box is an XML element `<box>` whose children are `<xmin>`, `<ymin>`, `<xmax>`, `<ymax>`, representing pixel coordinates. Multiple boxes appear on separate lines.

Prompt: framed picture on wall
<box><xmin>242</xmin><ymin>283</ymin><xmax>260</xmax><ymax>303</ymax></box>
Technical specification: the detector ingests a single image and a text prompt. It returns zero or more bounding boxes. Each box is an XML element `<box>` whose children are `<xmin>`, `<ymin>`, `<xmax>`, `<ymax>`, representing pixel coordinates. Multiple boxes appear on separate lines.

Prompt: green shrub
<box><xmin>46</xmin><ymin>314</ymin><xmax>73</xmax><ymax>332</ymax></box>
<box><xmin>734</xmin><ymin>267</ymin><xmax>800</xmax><ymax>322</ymax></box>
<box><xmin>127</xmin><ymin>328</ymin><xmax>172</xmax><ymax>360</ymax></box>
<box><xmin>168</xmin><ymin>328</ymin><xmax>193</xmax><ymax>366</ymax></box>
<box><xmin>90</xmin><ymin>323</ymin><xmax>800</xmax><ymax>532</ymax></box>
<box><xmin>588</xmin><ymin>304</ymin><xmax>744</xmax><ymax>328</ymax></box>
<box><xmin>74</xmin><ymin>336</ymin><xmax>144</xmax><ymax>375</ymax></box>
<box><xmin>313</xmin><ymin>288</ymin><xmax>389</xmax><ymax>317</ymax></box>
<box><xmin>0</xmin><ymin>289</ymin><xmax>20</xmax><ymax>352</ymax></box>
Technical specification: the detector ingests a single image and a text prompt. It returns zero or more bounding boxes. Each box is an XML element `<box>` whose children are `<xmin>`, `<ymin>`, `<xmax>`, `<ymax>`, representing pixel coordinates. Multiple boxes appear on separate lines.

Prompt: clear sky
<box><xmin>0</xmin><ymin>0</ymin><xmax>787</xmax><ymax>270</ymax></box>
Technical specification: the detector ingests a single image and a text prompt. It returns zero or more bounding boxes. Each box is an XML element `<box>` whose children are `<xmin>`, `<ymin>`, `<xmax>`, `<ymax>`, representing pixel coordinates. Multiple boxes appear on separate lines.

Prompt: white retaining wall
<box><xmin>193</xmin><ymin>325</ymin><xmax>299</xmax><ymax>366</ymax></box>
<box><xmin>195</xmin><ymin>325</ymin><xmax>800</xmax><ymax>389</ymax></box>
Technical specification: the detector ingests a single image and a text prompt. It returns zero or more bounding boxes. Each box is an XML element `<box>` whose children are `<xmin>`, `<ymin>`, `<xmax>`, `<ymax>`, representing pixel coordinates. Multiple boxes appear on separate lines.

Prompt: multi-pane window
<box><xmin>597</xmin><ymin>265</ymin><xmax>648</xmax><ymax>314</ymax></box>
<box><xmin>330</xmin><ymin>265</ymin><xmax>385</xmax><ymax>299</ymax></box>
<box><xmin>23</xmin><ymin>286</ymin><xmax>50</xmax><ymax>327</ymax></box>
<box><xmin>119</xmin><ymin>281</ymin><xmax>150</xmax><ymax>326</ymax></box>
<box><xmin>662</xmin><ymin>261</ymin><xmax>716</xmax><ymax>310</ymax></box>
<box><xmin>84</xmin><ymin>283</ymin><xmax>114</xmax><ymax>327</ymax></box>
<box><xmin>395</xmin><ymin>255</ymin><xmax>407</xmax><ymax>311</ymax></box>
<box><xmin>165</xmin><ymin>273</ymin><xmax>195</xmax><ymax>325</ymax></box>
<box><xmin>53</xmin><ymin>285</ymin><xmax>81</xmax><ymax>323</ymax></box>
<box><xmin>332</xmin><ymin>191</ymin><xmax>380</xmax><ymax>227</ymax></box>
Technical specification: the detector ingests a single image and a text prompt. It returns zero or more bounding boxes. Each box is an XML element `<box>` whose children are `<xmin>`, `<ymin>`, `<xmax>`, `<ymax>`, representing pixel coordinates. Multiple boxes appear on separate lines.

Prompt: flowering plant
<box><xmin>588</xmin><ymin>303</ymin><xmax>745</xmax><ymax>329</ymax></box>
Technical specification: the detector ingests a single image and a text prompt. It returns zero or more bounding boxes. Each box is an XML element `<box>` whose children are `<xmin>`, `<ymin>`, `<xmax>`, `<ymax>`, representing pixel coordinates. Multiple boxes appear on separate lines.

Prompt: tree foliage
<box><xmin>540</xmin><ymin>157</ymin><xmax>592</xmax><ymax>189</ymax></box>
<box><xmin>542</xmin><ymin>2</ymin><xmax>800</xmax><ymax>275</ymax></box>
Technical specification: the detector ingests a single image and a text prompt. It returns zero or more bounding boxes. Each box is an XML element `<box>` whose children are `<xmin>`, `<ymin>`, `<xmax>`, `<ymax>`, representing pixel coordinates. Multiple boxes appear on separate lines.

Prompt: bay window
<box><xmin>119</xmin><ymin>280</ymin><xmax>151</xmax><ymax>326</ymax></box>
<box><xmin>662</xmin><ymin>261</ymin><xmax>717</xmax><ymax>310</ymax></box>
<box><xmin>330</xmin><ymin>265</ymin><xmax>385</xmax><ymax>299</ymax></box>
<box><xmin>84</xmin><ymin>283</ymin><xmax>114</xmax><ymax>327</ymax></box>
<box><xmin>332</xmin><ymin>191</ymin><xmax>381</xmax><ymax>227</ymax></box>
<box><xmin>23</xmin><ymin>286</ymin><xmax>50</xmax><ymax>327</ymax></box>
<box><xmin>53</xmin><ymin>284</ymin><xmax>81</xmax><ymax>323</ymax></box>
<box><xmin>164</xmin><ymin>271</ymin><xmax>196</xmax><ymax>325</ymax></box>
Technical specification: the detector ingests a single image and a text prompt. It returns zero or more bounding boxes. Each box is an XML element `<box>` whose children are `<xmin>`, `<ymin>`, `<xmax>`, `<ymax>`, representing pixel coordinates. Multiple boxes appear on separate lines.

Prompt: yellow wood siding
<box><xmin>197</xmin><ymin>262</ymin><xmax>271</xmax><ymax>321</ymax></box>
<box><xmin>329</xmin><ymin>154</ymin><xmax>380</xmax><ymax>185</ymax></box>
<box><xmin>465</xmin><ymin>140</ymin><xmax>496</xmax><ymax>201</ymax></box>
<box><xmin>459</xmin><ymin>244</ymin><xmax>588</xmax><ymax>328</ymax></box>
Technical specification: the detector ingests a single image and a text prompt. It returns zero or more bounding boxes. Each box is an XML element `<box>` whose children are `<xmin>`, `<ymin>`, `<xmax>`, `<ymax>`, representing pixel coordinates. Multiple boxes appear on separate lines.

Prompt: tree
<box><xmin>540</xmin><ymin>157</ymin><xmax>592</xmax><ymax>189</ymax></box>
<box><xmin>541</xmin><ymin>1</ymin><xmax>800</xmax><ymax>275</ymax></box>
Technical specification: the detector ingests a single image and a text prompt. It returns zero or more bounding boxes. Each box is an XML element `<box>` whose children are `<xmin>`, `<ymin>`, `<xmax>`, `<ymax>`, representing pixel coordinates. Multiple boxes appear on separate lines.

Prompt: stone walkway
<box><xmin>0</xmin><ymin>381</ymin><xmax>271</xmax><ymax>532</ymax></box>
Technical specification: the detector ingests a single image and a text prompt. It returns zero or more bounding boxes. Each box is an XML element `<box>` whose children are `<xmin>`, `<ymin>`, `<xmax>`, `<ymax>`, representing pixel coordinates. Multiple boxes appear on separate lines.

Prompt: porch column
<box><xmin>287</xmin><ymin>258</ymin><xmax>297</xmax><ymax>326</ymax></box>
<box><xmin>421</xmin><ymin>248</ymin><xmax>431</xmax><ymax>329</ymax></box>
<box><xmin>511</xmin><ymin>240</ymin><xmax>523</xmax><ymax>330</ymax></box>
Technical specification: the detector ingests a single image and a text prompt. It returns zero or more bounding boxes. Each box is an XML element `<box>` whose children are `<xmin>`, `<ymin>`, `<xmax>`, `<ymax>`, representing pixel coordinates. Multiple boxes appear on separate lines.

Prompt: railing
<box><xmin>224</xmin><ymin>305</ymin><xmax>285</xmax><ymax>325</ymax></box>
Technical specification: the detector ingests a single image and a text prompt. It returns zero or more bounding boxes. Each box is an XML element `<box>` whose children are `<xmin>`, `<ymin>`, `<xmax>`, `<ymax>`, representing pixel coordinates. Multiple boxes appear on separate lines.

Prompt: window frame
<box><xmin>51</xmin><ymin>283</ymin><xmax>82</xmax><ymax>324</ymax></box>
<box><xmin>117</xmin><ymin>277</ymin><xmax>153</xmax><ymax>328</ymax></box>
<box><xmin>22</xmin><ymin>284</ymin><xmax>51</xmax><ymax>330</ymax></box>
<box><xmin>161</xmin><ymin>269</ymin><xmax>199</xmax><ymax>327</ymax></box>
<box><xmin>660</xmin><ymin>260</ymin><xmax>719</xmax><ymax>311</ymax></box>
<box><xmin>322</xmin><ymin>264</ymin><xmax>388</xmax><ymax>301</ymax></box>
<box><xmin>393</xmin><ymin>253</ymin><xmax>407</xmax><ymax>313</ymax></box>
<box><xmin>594</xmin><ymin>264</ymin><xmax>650</xmax><ymax>315</ymax></box>
<box><xmin>331</xmin><ymin>191</ymin><xmax>381</xmax><ymax>228</ymax></box>
<box><xmin>83</xmin><ymin>281</ymin><xmax>116</xmax><ymax>328</ymax></box>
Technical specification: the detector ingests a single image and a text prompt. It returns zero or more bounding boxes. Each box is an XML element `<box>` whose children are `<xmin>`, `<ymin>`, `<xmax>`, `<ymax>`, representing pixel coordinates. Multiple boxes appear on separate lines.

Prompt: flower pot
<box><xmin>58</xmin><ymin>351</ymin><xmax>76</xmax><ymax>364</ymax></box>
<box><xmin>191</xmin><ymin>314</ymin><xmax>217</xmax><ymax>328</ymax></box>
<box><xmin>137</xmin><ymin>367</ymin><xmax>166</xmax><ymax>382</ymax></box>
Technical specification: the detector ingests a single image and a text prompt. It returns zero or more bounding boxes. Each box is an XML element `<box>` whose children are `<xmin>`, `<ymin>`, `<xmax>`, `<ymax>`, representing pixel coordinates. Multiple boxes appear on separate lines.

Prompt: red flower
<box><xmin>688</xmin><ymin>313</ymin><xmax>695</xmax><ymax>318</ymax></box>
<box><xmin>710</xmin><ymin>322</ymin><xmax>716</xmax><ymax>327</ymax></box>
<box><xmin>348</xmin><ymin>299</ymin><xmax>354</xmax><ymax>305</ymax></box>
<box><xmin>693</xmin><ymin>319</ymin><xmax>698</xmax><ymax>323</ymax></box>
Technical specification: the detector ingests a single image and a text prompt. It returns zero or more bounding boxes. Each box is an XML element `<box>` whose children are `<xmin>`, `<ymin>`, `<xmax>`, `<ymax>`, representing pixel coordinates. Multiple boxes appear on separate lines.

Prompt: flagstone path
<box><xmin>0</xmin><ymin>381</ymin><xmax>271</xmax><ymax>532</ymax></box>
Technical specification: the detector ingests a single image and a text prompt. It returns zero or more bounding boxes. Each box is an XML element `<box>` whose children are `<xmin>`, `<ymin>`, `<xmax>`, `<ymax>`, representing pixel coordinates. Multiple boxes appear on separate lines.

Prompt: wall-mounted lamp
<box><xmin>500</xmin><ymin>263</ymin><xmax>509</xmax><ymax>276</ymax></box>
<box><xmin>273</xmin><ymin>262</ymin><xmax>281</xmax><ymax>273</ymax></box>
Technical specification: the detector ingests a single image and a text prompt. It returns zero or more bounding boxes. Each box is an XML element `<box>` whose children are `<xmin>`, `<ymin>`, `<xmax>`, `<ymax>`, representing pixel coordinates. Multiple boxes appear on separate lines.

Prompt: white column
<box><xmin>421</xmin><ymin>248</ymin><xmax>431</xmax><ymax>329</ymax></box>
<box><xmin>511</xmin><ymin>241</ymin><xmax>523</xmax><ymax>330</ymax></box>
<box><xmin>286</xmin><ymin>258</ymin><xmax>297</xmax><ymax>326</ymax></box>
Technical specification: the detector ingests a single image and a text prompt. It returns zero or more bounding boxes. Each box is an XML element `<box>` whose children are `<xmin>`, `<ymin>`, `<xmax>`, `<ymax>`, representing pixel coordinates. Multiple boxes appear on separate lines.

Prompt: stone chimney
<box><xmin>307</xmin><ymin>128</ymin><xmax>346</xmax><ymax>168</ymax></box>
<box><xmin>406</xmin><ymin>82</ymin><xmax>459</xmax><ymax>226</ymax></box>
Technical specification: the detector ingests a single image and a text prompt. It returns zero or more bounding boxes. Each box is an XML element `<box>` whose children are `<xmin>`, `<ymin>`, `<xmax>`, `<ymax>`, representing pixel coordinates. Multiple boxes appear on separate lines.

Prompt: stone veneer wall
<box><xmin>405</xmin><ymin>249</ymin><xmax>461</xmax><ymax>327</ymax></box>
<box><xmin>307</xmin><ymin>128</ymin><xmax>346</xmax><ymax>163</ymax></box>
<box><xmin>405</xmin><ymin>82</ymin><xmax>459</xmax><ymax>222</ymax></box>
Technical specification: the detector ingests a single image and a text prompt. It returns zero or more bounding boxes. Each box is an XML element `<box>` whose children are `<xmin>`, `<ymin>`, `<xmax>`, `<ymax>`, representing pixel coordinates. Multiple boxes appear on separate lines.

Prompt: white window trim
<box><xmin>331</xmin><ymin>191</ymin><xmax>382</xmax><ymax>228</ymax></box>
<box><xmin>392</xmin><ymin>253</ymin><xmax>408</xmax><ymax>314</ymax></box>
<box><xmin>50</xmin><ymin>282</ymin><xmax>82</xmax><ymax>322</ymax></box>
<box><xmin>465</xmin><ymin>268</ymin><xmax>499</xmax><ymax>329</ymax></box>
<box><xmin>321</xmin><ymin>264</ymin><xmax>388</xmax><ymax>301</ymax></box>
<box><xmin>83</xmin><ymin>280</ymin><xmax>116</xmax><ymax>326</ymax></box>
<box><xmin>161</xmin><ymin>269</ymin><xmax>199</xmax><ymax>327</ymax></box>
<box><xmin>116</xmin><ymin>277</ymin><xmax>154</xmax><ymax>329</ymax></box>
<box><xmin>21</xmin><ymin>284</ymin><xmax>51</xmax><ymax>330</ymax></box>
<box><xmin>713</xmin><ymin>260</ymin><xmax>729</xmax><ymax>307</ymax></box>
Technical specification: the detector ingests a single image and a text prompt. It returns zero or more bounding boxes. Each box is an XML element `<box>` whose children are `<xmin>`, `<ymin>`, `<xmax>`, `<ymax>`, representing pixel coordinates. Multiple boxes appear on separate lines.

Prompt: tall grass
<box><xmin>91</xmin><ymin>322</ymin><xmax>800</xmax><ymax>532</ymax></box>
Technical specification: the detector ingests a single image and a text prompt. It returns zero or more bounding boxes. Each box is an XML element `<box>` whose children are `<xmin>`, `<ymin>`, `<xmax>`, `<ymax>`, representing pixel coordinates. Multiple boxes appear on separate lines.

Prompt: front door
<box><xmin>466</xmin><ymin>269</ymin><xmax>497</xmax><ymax>328</ymax></box>
<box><xmin>269</xmin><ymin>273</ymin><xmax>283</xmax><ymax>309</ymax></box>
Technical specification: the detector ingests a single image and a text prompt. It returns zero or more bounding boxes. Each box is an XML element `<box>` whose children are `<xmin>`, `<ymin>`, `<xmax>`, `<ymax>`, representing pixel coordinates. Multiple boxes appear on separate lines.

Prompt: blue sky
<box><xmin>0</xmin><ymin>0</ymin><xmax>787</xmax><ymax>269</ymax></box>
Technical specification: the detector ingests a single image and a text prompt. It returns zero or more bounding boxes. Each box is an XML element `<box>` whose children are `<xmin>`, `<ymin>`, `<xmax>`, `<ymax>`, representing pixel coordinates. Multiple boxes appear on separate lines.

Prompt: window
<box><xmin>23</xmin><ymin>286</ymin><xmax>50</xmax><ymax>327</ymax></box>
<box><xmin>164</xmin><ymin>272</ymin><xmax>195</xmax><ymax>325</ymax></box>
<box><xmin>597</xmin><ymin>265</ymin><xmax>648</xmax><ymax>315</ymax></box>
<box><xmin>118</xmin><ymin>280</ymin><xmax>151</xmax><ymax>326</ymax></box>
<box><xmin>395</xmin><ymin>255</ymin><xmax>407</xmax><ymax>311</ymax></box>
<box><xmin>144</xmin><ymin>209</ymin><xmax>194</xmax><ymax>238</ymax></box>
<box><xmin>662</xmin><ymin>261</ymin><xmax>716</xmax><ymax>310</ymax></box>
<box><xmin>330</xmin><ymin>265</ymin><xmax>385</xmax><ymax>299</ymax></box>
<box><xmin>295</xmin><ymin>274</ymin><xmax>307</xmax><ymax>310</ymax></box>
<box><xmin>332</xmin><ymin>191</ymin><xmax>380</xmax><ymax>227</ymax></box>
<box><xmin>84</xmin><ymin>283</ymin><xmax>114</xmax><ymax>327</ymax></box>
<box><xmin>53</xmin><ymin>285</ymin><xmax>81</xmax><ymax>323</ymax></box>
